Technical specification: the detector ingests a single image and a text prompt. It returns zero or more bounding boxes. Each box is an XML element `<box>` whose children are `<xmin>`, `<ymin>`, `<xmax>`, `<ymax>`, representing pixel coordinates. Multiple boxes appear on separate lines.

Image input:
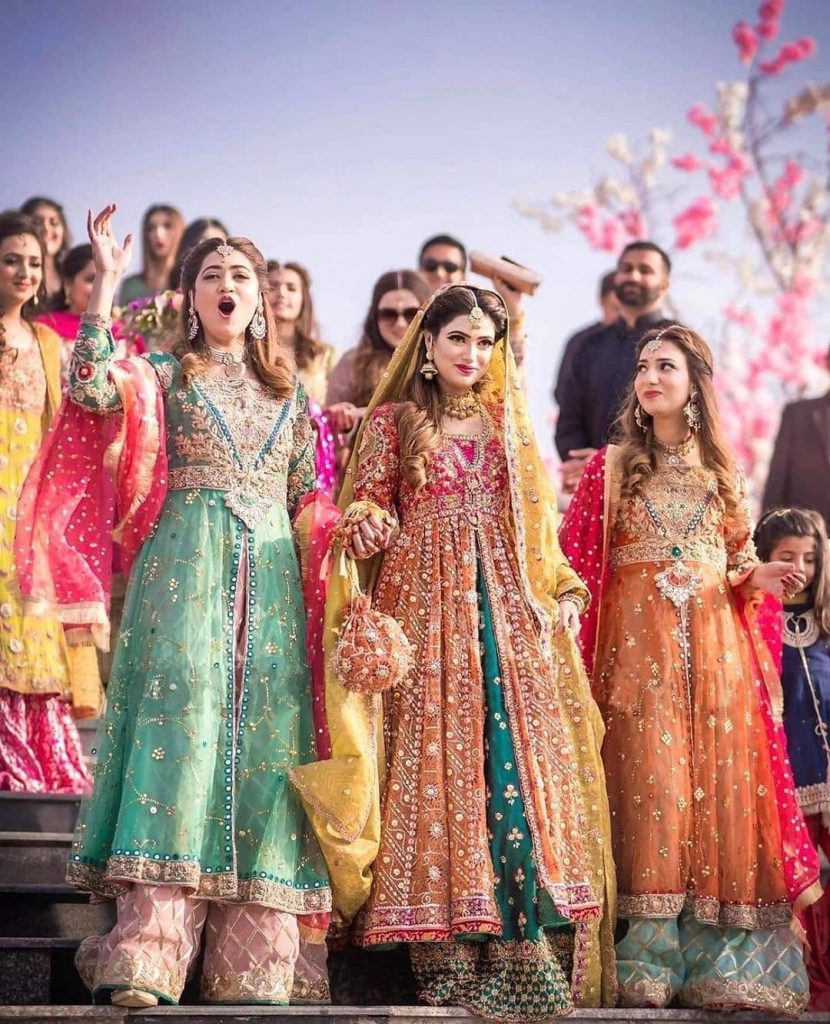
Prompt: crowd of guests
<box><xmin>0</xmin><ymin>195</ymin><xmax>828</xmax><ymax>1015</ymax></box>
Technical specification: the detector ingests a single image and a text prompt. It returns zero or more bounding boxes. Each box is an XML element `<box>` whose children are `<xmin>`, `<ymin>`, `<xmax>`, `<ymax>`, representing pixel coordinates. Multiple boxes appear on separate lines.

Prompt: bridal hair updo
<box><xmin>395</xmin><ymin>285</ymin><xmax>507</xmax><ymax>491</ymax></box>
<box><xmin>178</xmin><ymin>236</ymin><xmax>295</xmax><ymax>400</ymax></box>
<box><xmin>615</xmin><ymin>323</ymin><xmax>739</xmax><ymax>519</ymax></box>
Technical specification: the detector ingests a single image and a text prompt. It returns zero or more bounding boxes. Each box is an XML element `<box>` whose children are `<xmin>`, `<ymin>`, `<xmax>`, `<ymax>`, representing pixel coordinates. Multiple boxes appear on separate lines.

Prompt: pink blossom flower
<box><xmin>598</xmin><ymin>218</ymin><xmax>624</xmax><ymax>253</ymax></box>
<box><xmin>708</xmin><ymin>155</ymin><xmax>752</xmax><ymax>200</ymax></box>
<box><xmin>672</xmin><ymin>153</ymin><xmax>703</xmax><ymax>172</ymax></box>
<box><xmin>723</xmin><ymin>302</ymin><xmax>759</xmax><ymax>332</ymax></box>
<box><xmin>618</xmin><ymin>208</ymin><xmax>645</xmax><ymax>237</ymax></box>
<box><xmin>756</xmin><ymin>18</ymin><xmax>780</xmax><ymax>40</ymax></box>
<box><xmin>795</xmin><ymin>37</ymin><xmax>817</xmax><ymax>58</ymax></box>
<box><xmin>782</xmin><ymin>160</ymin><xmax>805</xmax><ymax>187</ymax></box>
<box><xmin>759</xmin><ymin>57</ymin><xmax>784</xmax><ymax>75</ymax></box>
<box><xmin>687</xmin><ymin>103</ymin><xmax>718</xmax><ymax>136</ymax></box>
<box><xmin>758</xmin><ymin>0</ymin><xmax>784</xmax><ymax>19</ymax></box>
<box><xmin>709</xmin><ymin>136</ymin><xmax>733</xmax><ymax>156</ymax></box>
<box><xmin>732</xmin><ymin>21</ymin><xmax>759</xmax><ymax>64</ymax></box>
<box><xmin>673</xmin><ymin>196</ymin><xmax>717</xmax><ymax>249</ymax></box>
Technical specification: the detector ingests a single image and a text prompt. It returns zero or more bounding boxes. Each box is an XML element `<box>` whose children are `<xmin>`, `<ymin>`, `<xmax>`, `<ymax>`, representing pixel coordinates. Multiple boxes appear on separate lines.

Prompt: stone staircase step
<box><xmin>3</xmin><ymin>1010</ymin><xmax>830</xmax><ymax>1024</ymax></box>
<box><xmin>0</xmin><ymin>888</ymin><xmax>115</xmax><ymax>938</ymax></box>
<box><xmin>76</xmin><ymin>719</ymin><xmax>99</xmax><ymax>761</ymax></box>
<box><xmin>0</xmin><ymin>792</ymin><xmax>81</xmax><ymax>834</ymax></box>
<box><xmin>0</xmin><ymin>832</ymin><xmax>73</xmax><ymax>886</ymax></box>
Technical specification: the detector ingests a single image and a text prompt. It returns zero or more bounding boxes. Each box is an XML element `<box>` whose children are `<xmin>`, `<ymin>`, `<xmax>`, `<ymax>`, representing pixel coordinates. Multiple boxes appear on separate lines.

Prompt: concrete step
<box><xmin>76</xmin><ymin>720</ymin><xmax>99</xmax><ymax>762</ymax></box>
<box><xmin>0</xmin><ymin>888</ymin><xmax>115</xmax><ymax>938</ymax></box>
<box><xmin>0</xmin><ymin>793</ymin><xmax>81</xmax><ymax>834</ymax></box>
<box><xmin>0</xmin><ymin>832</ymin><xmax>73</xmax><ymax>886</ymax></box>
<box><xmin>2</xmin><ymin>1010</ymin><xmax>830</xmax><ymax>1024</ymax></box>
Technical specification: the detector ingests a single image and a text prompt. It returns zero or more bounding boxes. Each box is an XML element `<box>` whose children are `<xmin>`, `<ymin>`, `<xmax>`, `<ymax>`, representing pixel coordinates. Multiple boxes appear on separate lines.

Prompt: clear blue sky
<box><xmin>8</xmin><ymin>0</ymin><xmax>829</xmax><ymax>454</ymax></box>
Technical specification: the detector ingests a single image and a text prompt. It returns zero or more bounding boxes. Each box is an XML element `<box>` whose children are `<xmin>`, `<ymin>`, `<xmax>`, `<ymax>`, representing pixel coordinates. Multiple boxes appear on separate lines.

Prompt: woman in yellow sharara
<box><xmin>293</xmin><ymin>283</ymin><xmax>616</xmax><ymax>1021</ymax></box>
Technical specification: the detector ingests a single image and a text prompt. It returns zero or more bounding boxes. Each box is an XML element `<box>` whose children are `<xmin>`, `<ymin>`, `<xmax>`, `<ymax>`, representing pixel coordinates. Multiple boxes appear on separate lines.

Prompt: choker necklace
<box><xmin>655</xmin><ymin>433</ymin><xmax>695</xmax><ymax>467</ymax></box>
<box><xmin>440</xmin><ymin>390</ymin><xmax>480</xmax><ymax>420</ymax></box>
<box><xmin>206</xmin><ymin>344</ymin><xmax>246</xmax><ymax>380</ymax></box>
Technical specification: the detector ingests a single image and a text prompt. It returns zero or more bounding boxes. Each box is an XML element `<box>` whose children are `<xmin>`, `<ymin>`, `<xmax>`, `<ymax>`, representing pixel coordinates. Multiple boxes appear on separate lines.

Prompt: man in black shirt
<box><xmin>556</xmin><ymin>241</ymin><xmax>673</xmax><ymax>493</ymax></box>
<box><xmin>552</xmin><ymin>270</ymin><xmax>619</xmax><ymax>408</ymax></box>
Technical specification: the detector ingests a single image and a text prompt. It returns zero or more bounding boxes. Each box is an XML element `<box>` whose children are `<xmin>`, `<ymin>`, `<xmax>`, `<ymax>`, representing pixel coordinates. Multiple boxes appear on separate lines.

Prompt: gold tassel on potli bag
<box><xmin>331</xmin><ymin>552</ymin><xmax>412</xmax><ymax>694</ymax></box>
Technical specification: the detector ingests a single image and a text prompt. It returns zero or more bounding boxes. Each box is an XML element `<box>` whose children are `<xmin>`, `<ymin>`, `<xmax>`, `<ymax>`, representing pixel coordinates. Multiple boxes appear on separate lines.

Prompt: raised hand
<box><xmin>87</xmin><ymin>204</ymin><xmax>133</xmax><ymax>278</ymax></box>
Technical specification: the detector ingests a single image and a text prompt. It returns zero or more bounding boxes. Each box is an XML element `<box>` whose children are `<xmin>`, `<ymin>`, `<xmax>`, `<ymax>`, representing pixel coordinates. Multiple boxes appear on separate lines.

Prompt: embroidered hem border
<box><xmin>67</xmin><ymin>858</ymin><xmax>331</xmax><ymax>914</ymax></box>
<box><xmin>679</xmin><ymin>977</ymin><xmax>808</xmax><ymax>1018</ymax></box>
<box><xmin>617</xmin><ymin>891</ymin><xmax>793</xmax><ymax>929</ymax></box>
<box><xmin>797</xmin><ymin>781</ymin><xmax>830</xmax><ymax>815</ymax></box>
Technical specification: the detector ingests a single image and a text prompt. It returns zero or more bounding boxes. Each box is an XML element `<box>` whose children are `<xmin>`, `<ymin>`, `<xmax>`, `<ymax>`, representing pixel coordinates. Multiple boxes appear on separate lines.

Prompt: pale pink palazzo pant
<box><xmin>76</xmin><ymin>884</ymin><xmax>300</xmax><ymax>1004</ymax></box>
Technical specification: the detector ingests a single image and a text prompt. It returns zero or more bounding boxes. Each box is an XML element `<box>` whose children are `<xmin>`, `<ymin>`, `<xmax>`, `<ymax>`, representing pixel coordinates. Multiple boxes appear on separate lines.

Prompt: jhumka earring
<box><xmin>634</xmin><ymin>403</ymin><xmax>649</xmax><ymax>431</ymax></box>
<box><xmin>684</xmin><ymin>390</ymin><xmax>702</xmax><ymax>432</ymax></box>
<box><xmin>420</xmin><ymin>342</ymin><xmax>438</xmax><ymax>381</ymax></box>
<box><xmin>187</xmin><ymin>301</ymin><xmax>200</xmax><ymax>341</ymax></box>
<box><xmin>249</xmin><ymin>295</ymin><xmax>267</xmax><ymax>340</ymax></box>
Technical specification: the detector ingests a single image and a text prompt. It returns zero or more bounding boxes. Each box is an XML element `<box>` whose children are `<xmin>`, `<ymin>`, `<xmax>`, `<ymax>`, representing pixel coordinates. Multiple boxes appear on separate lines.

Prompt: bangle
<box><xmin>80</xmin><ymin>311</ymin><xmax>112</xmax><ymax>330</ymax></box>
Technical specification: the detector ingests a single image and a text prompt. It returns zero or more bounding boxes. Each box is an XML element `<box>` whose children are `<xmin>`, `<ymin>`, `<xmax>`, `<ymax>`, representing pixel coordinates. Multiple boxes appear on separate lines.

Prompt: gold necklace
<box><xmin>655</xmin><ymin>433</ymin><xmax>695</xmax><ymax>467</ymax></box>
<box><xmin>440</xmin><ymin>390</ymin><xmax>479</xmax><ymax>420</ymax></box>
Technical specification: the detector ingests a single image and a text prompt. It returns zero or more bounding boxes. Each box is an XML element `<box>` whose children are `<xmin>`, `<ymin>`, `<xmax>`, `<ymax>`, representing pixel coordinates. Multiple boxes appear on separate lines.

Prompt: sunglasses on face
<box><xmin>377</xmin><ymin>307</ymin><xmax>419</xmax><ymax>325</ymax></box>
<box><xmin>420</xmin><ymin>258</ymin><xmax>462</xmax><ymax>275</ymax></box>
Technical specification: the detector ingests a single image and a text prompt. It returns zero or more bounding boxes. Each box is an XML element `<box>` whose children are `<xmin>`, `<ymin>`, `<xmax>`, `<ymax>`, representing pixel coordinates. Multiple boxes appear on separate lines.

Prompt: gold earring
<box><xmin>684</xmin><ymin>391</ymin><xmax>701</xmax><ymax>432</ymax></box>
<box><xmin>634</xmin><ymin>403</ymin><xmax>649</xmax><ymax>431</ymax></box>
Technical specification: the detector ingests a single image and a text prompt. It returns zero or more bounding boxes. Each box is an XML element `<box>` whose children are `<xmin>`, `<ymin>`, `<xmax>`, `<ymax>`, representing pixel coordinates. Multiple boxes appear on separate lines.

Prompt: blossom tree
<box><xmin>517</xmin><ymin>0</ymin><xmax>830</xmax><ymax>500</ymax></box>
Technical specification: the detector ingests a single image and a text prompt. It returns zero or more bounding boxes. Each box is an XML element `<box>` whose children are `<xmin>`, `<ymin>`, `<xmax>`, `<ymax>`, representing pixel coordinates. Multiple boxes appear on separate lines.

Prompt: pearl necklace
<box><xmin>206</xmin><ymin>344</ymin><xmax>246</xmax><ymax>381</ymax></box>
<box><xmin>440</xmin><ymin>390</ymin><xmax>480</xmax><ymax>420</ymax></box>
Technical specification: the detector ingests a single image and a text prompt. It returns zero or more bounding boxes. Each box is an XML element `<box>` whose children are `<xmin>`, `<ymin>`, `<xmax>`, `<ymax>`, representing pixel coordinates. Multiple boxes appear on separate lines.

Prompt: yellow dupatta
<box><xmin>291</xmin><ymin>285</ymin><xmax>615</xmax><ymax>1000</ymax></box>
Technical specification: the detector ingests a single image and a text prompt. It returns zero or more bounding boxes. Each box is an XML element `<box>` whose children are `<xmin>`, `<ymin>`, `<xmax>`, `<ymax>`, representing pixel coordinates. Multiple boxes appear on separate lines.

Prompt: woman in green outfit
<box><xmin>60</xmin><ymin>205</ymin><xmax>330</xmax><ymax>1006</ymax></box>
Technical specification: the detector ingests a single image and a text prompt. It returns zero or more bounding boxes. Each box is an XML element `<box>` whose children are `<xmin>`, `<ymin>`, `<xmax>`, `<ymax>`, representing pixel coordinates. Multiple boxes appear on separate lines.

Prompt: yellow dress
<box><xmin>0</xmin><ymin>324</ymin><xmax>96</xmax><ymax>792</ymax></box>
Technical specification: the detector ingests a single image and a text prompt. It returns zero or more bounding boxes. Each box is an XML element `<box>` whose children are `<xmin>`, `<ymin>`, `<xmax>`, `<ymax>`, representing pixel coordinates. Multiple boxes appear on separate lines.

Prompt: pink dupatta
<box><xmin>15</xmin><ymin>356</ymin><xmax>167</xmax><ymax>650</ymax></box>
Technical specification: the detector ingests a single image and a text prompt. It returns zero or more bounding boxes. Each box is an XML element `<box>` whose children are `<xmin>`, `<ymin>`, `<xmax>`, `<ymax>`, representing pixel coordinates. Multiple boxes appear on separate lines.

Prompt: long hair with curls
<box><xmin>177</xmin><ymin>236</ymin><xmax>295</xmax><ymax>400</ymax></box>
<box><xmin>20</xmin><ymin>196</ymin><xmax>72</xmax><ymax>270</ymax></box>
<box><xmin>351</xmin><ymin>269</ymin><xmax>432</xmax><ymax>408</ymax></box>
<box><xmin>614</xmin><ymin>323</ymin><xmax>740</xmax><ymax>520</ymax></box>
<box><xmin>0</xmin><ymin>211</ymin><xmax>48</xmax><ymax>356</ymax></box>
<box><xmin>266</xmin><ymin>260</ymin><xmax>325</xmax><ymax>370</ymax></box>
<box><xmin>754</xmin><ymin>508</ymin><xmax>830</xmax><ymax>639</ymax></box>
<box><xmin>394</xmin><ymin>286</ymin><xmax>508</xmax><ymax>491</ymax></box>
<box><xmin>139</xmin><ymin>204</ymin><xmax>185</xmax><ymax>279</ymax></box>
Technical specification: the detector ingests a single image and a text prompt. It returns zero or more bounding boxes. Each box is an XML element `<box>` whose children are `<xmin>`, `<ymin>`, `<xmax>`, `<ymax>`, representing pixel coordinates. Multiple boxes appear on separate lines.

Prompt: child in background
<box><xmin>755</xmin><ymin>507</ymin><xmax>830</xmax><ymax>1009</ymax></box>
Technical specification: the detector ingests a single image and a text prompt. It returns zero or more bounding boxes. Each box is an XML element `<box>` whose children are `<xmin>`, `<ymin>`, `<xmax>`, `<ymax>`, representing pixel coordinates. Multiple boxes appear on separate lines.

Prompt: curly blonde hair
<box><xmin>615</xmin><ymin>324</ymin><xmax>739</xmax><ymax>519</ymax></box>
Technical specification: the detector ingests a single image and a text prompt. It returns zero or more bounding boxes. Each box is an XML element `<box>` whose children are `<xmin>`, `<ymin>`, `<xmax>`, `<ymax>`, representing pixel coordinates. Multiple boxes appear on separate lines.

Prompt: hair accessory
<box><xmin>187</xmin><ymin>303</ymin><xmax>200</xmax><ymax>341</ymax></box>
<box><xmin>440</xmin><ymin>390</ymin><xmax>480</xmax><ymax>421</ymax></box>
<box><xmin>216</xmin><ymin>243</ymin><xmax>234</xmax><ymax>259</ymax></box>
<box><xmin>249</xmin><ymin>294</ymin><xmax>266</xmax><ymax>340</ymax></box>
<box><xmin>468</xmin><ymin>302</ymin><xmax>485</xmax><ymax>329</ymax></box>
<box><xmin>634</xmin><ymin>403</ymin><xmax>649</xmax><ymax>432</ymax></box>
<box><xmin>683</xmin><ymin>391</ymin><xmax>702</xmax><ymax>432</ymax></box>
<box><xmin>644</xmin><ymin>326</ymin><xmax>670</xmax><ymax>355</ymax></box>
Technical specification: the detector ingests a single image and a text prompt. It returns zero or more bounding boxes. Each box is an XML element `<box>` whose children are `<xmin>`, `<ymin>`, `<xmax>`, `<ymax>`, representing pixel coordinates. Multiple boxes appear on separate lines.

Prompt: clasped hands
<box><xmin>345</xmin><ymin>512</ymin><xmax>396</xmax><ymax>559</ymax></box>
